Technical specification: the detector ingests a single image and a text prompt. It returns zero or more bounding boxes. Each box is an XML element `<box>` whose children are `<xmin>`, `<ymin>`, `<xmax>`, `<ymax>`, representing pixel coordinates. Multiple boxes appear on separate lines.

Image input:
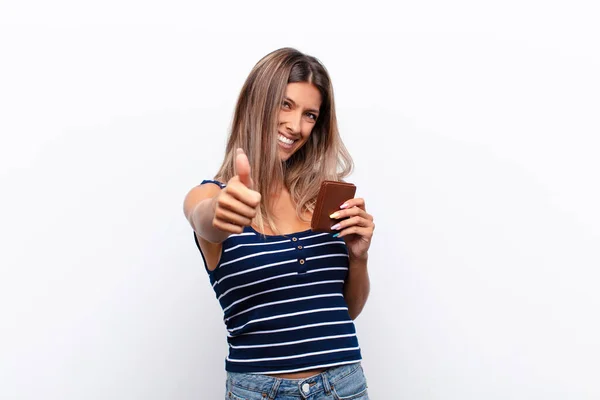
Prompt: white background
<box><xmin>1</xmin><ymin>1</ymin><xmax>599</xmax><ymax>399</ymax></box>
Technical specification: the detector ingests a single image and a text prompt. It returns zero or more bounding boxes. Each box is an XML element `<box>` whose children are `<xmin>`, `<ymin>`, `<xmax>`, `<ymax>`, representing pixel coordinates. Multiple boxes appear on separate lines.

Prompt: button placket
<box><xmin>295</xmin><ymin>237</ymin><xmax>308</xmax><ymax>273</ymax></box>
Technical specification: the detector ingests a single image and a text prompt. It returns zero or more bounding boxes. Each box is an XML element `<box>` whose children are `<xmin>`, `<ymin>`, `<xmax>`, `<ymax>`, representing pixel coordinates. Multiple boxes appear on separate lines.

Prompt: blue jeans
<box><xmin>225</xmin><ymin>362</ymin><xmax>369</xmax><ymax>399</ymax></box>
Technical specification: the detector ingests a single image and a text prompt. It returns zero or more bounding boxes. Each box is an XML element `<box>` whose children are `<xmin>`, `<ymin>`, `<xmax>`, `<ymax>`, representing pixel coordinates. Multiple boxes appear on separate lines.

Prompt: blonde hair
<box><xmin>214</xmin><ymin>47</ymin><xmax>353</xmax><ymax>235</ymax></box>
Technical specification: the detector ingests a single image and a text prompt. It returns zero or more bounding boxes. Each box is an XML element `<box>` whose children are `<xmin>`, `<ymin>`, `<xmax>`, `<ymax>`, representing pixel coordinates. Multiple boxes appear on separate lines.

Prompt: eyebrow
<box><xmin>284</xmin><ymin>97</ymin><xmax>320</xmax><ymax>115</ymax></box>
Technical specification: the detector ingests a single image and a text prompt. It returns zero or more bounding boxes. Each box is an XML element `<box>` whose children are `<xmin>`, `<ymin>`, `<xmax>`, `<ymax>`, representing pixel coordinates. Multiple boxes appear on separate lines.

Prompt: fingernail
<box><xmin>329</xmin><ymin>212</ymin><xmax>340</xmax><ymax>219</ymax></box>
<box><xmin>332</xmin><ymin>233</ymin><xmax>340</xmax><ymax>238</ymax></box>
<box><xmin>331</xmin><ymin>223</ymin><xmax>341</xmax><ymax>230</ymax></box>
<box><xmin>340</xmin><ymin>203</ymin><xmax>349</xmax><ymax>209</ymax></box>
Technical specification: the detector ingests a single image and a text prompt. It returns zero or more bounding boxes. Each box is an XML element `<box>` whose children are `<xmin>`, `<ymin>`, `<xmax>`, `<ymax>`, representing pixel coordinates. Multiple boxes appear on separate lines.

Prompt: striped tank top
<box><xmin>193</xmin><ymin>179</ymin><xmax>362</xmax><ymax>374</ymax></box>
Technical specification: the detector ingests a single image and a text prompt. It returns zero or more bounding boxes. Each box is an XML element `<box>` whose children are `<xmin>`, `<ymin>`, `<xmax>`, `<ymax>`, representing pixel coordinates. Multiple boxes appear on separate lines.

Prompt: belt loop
<box><xmin>321</xmin><ymin>370</ymin><xmax>332</xmax><ymax>395</ymax></box>
<box><xmin>268</xmin><ymin>378</ymin><xmax>281</xmax><ymax>399</ymax></box>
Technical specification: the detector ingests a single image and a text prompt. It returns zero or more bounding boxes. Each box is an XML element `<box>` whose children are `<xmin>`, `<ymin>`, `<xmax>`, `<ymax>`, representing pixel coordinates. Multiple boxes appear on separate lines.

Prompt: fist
<box><xmin>212</xmin><ymin>148</ymin><xmax>262</xmax><ymax>234</ymax></box>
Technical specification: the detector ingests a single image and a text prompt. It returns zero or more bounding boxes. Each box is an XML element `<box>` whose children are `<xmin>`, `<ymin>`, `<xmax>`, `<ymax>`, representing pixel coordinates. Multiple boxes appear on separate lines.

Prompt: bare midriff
<box><xmin>266</xmin><ymin>367</ymin><xmax>327</xmax><ymax>379</ymax></box>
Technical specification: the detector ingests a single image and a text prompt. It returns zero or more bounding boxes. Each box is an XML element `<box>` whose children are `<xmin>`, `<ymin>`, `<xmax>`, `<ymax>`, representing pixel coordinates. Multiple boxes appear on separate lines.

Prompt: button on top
<box><xmin>302</xmin><ymin>383</ymin><xmax>310</xmax><ymax>394</ymax></box>
<box><xmin>292</xmin><ymin>237</ymin><xmax>298</xmax><ymax>242</ymax></box>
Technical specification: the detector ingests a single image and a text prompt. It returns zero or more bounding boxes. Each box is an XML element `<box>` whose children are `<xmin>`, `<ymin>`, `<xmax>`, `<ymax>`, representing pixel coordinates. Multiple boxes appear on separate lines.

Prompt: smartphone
<box><xmin>311</xmin><ymin>180</ymin><xmax>357</xmax><ymax>232</ymax></box>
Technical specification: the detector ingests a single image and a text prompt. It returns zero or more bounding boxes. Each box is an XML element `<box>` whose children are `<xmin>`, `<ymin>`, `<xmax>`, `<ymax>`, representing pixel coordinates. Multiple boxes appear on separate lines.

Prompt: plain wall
<box><xmin>1</xmin><ymin>1</ymin><xmax>599</xmax><ymax>399</ymax></box>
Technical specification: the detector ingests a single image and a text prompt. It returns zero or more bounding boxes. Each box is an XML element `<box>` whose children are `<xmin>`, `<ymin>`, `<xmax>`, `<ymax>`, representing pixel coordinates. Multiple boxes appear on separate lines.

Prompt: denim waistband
<box><xmin>227</xmin><ymin>361</ymin><xmax>362</xmax><ymax>398</ymax></box>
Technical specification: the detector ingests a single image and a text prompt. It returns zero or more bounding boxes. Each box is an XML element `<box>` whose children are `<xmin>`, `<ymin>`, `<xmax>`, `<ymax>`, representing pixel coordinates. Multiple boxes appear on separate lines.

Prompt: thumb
<box><xmin>235</xmin><ymin>148</ymin><xmax>253</xmax><ymax>189</ymax></box>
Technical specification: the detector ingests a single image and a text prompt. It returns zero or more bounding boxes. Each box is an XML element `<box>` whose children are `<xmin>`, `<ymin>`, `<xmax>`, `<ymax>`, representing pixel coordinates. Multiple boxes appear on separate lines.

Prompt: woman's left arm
<box><xmin>329</xmin><ymin>198</ymin><xmax>375</xmax><ymax>320</ymax></box>
<box><xmin>344</xmin><ymin>255</ymin><xmax>370</xmax><ymax>320</ymax></box>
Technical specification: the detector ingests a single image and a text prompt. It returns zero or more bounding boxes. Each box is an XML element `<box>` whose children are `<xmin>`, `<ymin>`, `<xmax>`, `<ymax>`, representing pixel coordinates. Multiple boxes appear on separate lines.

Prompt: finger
<box><xmin>330</xmin><ymin>206</ymin><xmax>373</xmax><ymax>221</ymax></box>
<box><xmin>225</xmin><ymin>180</ymin><xmax>261</xmax><ymax>209</ymax></box>
<box><xmin>331</xmin><ymin>215</ymin><xmax>373</xmax><ymax>231</ymax></box>
<box><xmin>212</xmin><ymin>219</ymin><xmax>244</xmax><ymax>235</ymax></box>
<box><xmin>217</xmin><ymin>194</ymin><xmax>258</xmax><ymax>220</ymax></box>
<box><xmin>336</xmin><ymin>225</ymin><xmax>374</xmax><ymax>240</ymax></box>
<box><xmin>214</xmin><ymin>205</ymin><xmax>253</xmax><ymax>227</ymax></box>
<box><xmin>340</xmin><ymin>197</ymin><xmax>366</xmax><ymax>211</ymax></box>
<box><xmin>235</xmin><ymin>148</ymin><xmax>253</xmax><ymax>189</ymax></box>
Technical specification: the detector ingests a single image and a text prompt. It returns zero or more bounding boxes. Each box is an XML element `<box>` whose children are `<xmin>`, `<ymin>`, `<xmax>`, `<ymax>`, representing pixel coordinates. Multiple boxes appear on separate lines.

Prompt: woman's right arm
<box><xmin>183</xmin><ymin>183</ymin><xmax>232</xmax><ymax>244</ymax></box>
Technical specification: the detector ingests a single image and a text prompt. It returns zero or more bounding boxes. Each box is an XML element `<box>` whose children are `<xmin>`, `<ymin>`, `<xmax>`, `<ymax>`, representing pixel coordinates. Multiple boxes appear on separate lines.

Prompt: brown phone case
<box><xmin>311</xmin><ymin>180</ymin><xmax>357</xmax><ymax>232</ymax></box>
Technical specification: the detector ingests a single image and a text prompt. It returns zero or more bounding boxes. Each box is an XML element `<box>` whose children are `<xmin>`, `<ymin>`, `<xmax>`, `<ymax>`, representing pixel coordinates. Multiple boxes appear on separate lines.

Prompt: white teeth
<box><xmin>278</xmin><ymin>134</ymin><xmax>295</xmax><ymax>145</ymax></box>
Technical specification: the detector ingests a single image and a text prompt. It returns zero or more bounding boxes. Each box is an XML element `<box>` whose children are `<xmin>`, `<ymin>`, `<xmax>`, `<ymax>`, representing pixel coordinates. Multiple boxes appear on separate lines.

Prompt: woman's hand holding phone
<box><xmin>329</xmin><ymin>196</ymin><xmax>375</xmax><ymax>261</ymax></box>
<box><xmin>311</xmin><ymin>180</ymin><xmax>375</xmax><ymax>261</ymax></box>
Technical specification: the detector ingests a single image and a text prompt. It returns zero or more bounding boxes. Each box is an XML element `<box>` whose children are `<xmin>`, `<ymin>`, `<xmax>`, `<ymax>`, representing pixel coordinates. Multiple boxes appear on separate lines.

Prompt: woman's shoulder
<box><xmin>184</xmin><ymin>178</ymin><xmax>226</xmax><ymax>217</ymax></box>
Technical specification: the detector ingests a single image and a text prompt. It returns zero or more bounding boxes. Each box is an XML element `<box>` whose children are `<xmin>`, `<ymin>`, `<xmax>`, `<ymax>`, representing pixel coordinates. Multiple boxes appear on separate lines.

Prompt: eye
<box><xmin>306</xmin><ymin>113</ymin><xmax>317</xmax><ymax>121</ymax></box>
<box><xmin>282</xmin><ymin>101</ymin><xmax>291</xmax><ymax>109</ymax></box>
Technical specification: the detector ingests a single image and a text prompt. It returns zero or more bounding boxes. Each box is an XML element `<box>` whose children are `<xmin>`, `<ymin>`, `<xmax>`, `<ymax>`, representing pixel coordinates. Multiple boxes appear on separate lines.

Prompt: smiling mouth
<box><xmin>278</xmin><ymin>133</ymin><xmax>297</xmax><ymax>149</ymax></box>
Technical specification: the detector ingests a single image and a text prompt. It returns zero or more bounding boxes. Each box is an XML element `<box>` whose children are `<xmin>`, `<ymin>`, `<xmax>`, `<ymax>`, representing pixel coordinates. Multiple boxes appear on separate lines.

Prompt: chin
<box><xmin>278</xmin><ymin>151</ymin><xmax>292</xmax><ymax>162</ymax></box>
<box><xmin>277</xmin><ymin>146</ymin><xmax>296</xmax><ymax>161</ymax></box>
<box><xmin>277</xmin><ymin>141</ymin><xmax>305</xmax><ymax>162</ymax></box>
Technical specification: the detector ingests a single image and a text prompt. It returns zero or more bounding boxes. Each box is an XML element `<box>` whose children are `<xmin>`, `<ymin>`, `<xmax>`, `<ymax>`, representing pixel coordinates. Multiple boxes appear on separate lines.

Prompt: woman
<box><xmin>183</xmin><ymin>47</ymin><xmax>374</xmax><ymax>399</ymax></box>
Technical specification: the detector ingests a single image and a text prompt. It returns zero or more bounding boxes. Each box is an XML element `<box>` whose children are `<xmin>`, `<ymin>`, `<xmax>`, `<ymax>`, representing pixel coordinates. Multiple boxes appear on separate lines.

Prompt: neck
<box><xmin>269</xmin><ymin>176</ymin><xmax>288</xmax><ymax>195</ymax></box>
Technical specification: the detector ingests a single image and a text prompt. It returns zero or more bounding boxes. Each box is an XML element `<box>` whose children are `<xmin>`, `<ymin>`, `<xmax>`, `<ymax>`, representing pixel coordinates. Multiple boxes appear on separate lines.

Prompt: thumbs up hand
<box><xmin>235</xmin><ymin>148</ymin><xmax>254</xmax><ymax>189</ymax></box>
<box><xmin>212</xmin><ymin>148</ymin><xmax>262</xmax><ymax>234</ymax></box>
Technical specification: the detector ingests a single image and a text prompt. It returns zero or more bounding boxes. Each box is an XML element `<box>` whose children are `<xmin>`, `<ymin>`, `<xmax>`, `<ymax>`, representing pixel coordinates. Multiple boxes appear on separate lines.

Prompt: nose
<box><xmin>284</xmin><ymin>110</ymin><xmax>302</xmax><ymax>134</ymax></box>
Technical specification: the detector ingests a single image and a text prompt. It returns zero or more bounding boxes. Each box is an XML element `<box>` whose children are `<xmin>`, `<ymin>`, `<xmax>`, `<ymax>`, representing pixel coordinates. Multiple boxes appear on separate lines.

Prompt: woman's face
<box><xmin>277</xmin><ymin>82</ymin><xmax>322</xmax><ymax>161</ymax></box>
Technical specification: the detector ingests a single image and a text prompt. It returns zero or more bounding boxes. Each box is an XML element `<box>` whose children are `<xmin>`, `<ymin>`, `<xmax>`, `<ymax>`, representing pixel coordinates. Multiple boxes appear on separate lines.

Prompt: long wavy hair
<box><xmin>214</xmin><ymin>47</ymin><xmax>353</xmax><ymax>235</ymax></box>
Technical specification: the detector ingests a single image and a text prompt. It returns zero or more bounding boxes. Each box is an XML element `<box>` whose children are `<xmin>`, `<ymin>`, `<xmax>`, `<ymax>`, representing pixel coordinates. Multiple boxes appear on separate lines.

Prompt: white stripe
<box><xmin>299</xmin><ymin>232</ymin><xmax>331</xmax><ymax>241</ymax></box>
<box><xmin>218</xmin><ymin>272</ymin><xmax>297</xmax><ymax>300</ymax></box>
<box><xmin>229</xmin><ymin>320</ymin><xmax>353</xmax><ymax>337</ymax></box>
<box><xmin>229</xmin><ymin>333</ymin><xmax>356</xmax><ymax>349</ymax></box>
<box><xmin>306</xmin><ymin>267</ymin><xmax>348</xmax><ymax>274</ymax></box>
<box><xmin>303</xmin><ymin>241</ymin><xmax>346</xmax><ymax>249</ymax></box>
<box><xmin>227</xmin><ymin>346</ymin><xmax>360</xmax><ymax>362</ymax></box>
<box><xmin>220</xmin><ymin>248</ymin><xmax>295</xmax><ymax>268</ymax></box>
<box><xmin>306</xmin><ymin>254</ymin><xmax>349</xmax><ymax>261</ymax></box>
<box><xmin>214</xmin><ymin>259</ymin><xmax>297</xmax><ymax>287</ymax></box>
<box><xmin>246</xmin><ymin>360</ymin><xmax>361</xmax><ymax>375</ymax></box>
<box><xmin>227</xmin><ymin>232</ymin><xmax>256</xmax><ymax>238</ymax></box>
<box><xmin>225</xmin><ymin>293</ymin><xmax>343</xmax><ymax>321</ymax></box>
<box><xmin>223</xmin><ymin>280</ymin><xmax>344</xmax><ymax>313</ymax></box>
<box><xmin>228</xmin><ymin>307</ymin><xmax>348</xmax><ymax>333</ymax></box>
<box><xmin>225</xmin><ymin>239</ymin><xmax>291</xmax><ymax>253</ymax></box>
